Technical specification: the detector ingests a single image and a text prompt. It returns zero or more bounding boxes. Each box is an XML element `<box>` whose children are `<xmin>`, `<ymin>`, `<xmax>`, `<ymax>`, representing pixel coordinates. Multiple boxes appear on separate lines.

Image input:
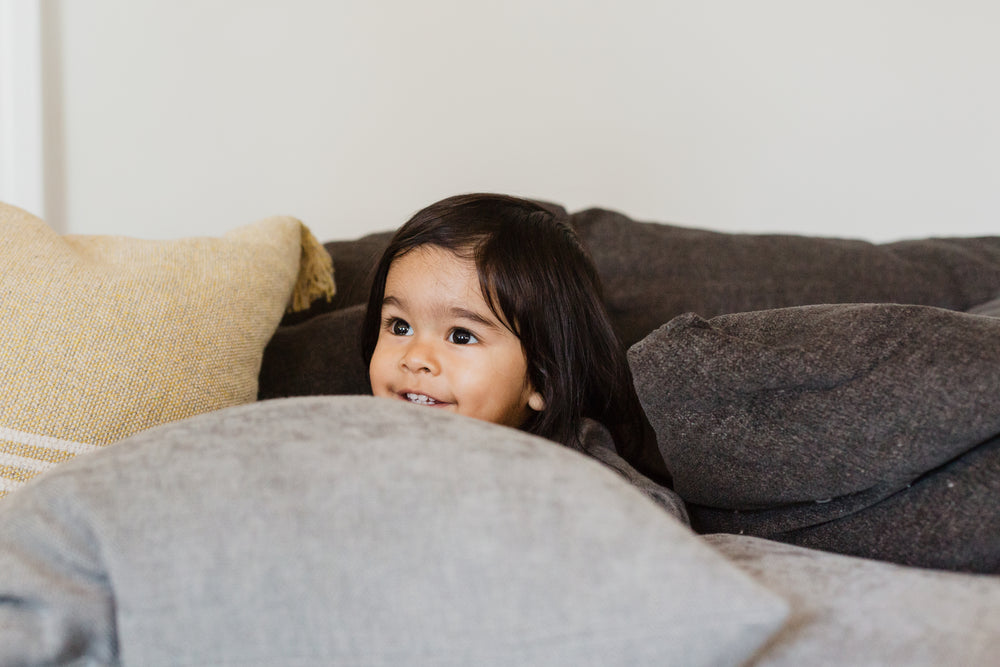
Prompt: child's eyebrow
<box><xmin>449</xmin><ymin>307</ymin><xmax>502</xmax><ymax>330</ymax></box>
<box><xmin>381</xmin><ymin>295</ymin><xmax>501</xmax><ymax>331</ymax></box>
<box><xmin>381</xmin><ymin>295</ymin><xmax>403</xmax><ymax>310</ymax></box>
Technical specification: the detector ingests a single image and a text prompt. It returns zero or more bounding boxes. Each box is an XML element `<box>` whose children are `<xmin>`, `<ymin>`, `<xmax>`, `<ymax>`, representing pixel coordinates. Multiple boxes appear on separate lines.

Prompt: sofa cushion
<box><xmin>571</xmin><ymin>208</ymin><xmax>1000</xmax><ymax>346</ymax></box>
<box><xmin>706</xmin><ymin>534</ymin><xmax>1000</xmax><ymax>666</ymax></box>
<box><xmin>629</xmin><ymin>303</ymin><xmax>1000</xmax><ymax>572</ymax></box>
<box><xmin>776</xmin><ymin>433</ymin><xmax>1000</xmax><ymax>572</ymax></box>
<box><xmin>0</xmin><ymin>396</ymin><xmax>788</xmax><ymax>666</ymax></box>
<box><xmin>0</xmin><ymin>202</ymin><xmax>334</xmax><ymax>497</ymax></box>
<box><xmin>259</xmin><ymin>303</ymin><xmax>371</xmax><ymax>399</ymax></box>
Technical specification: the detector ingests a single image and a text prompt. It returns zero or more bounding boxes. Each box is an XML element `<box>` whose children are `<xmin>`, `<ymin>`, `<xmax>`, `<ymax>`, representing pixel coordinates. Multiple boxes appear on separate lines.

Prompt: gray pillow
<box><xmin>629</xmin><ymin>303</ymin><xmax>1000</xmax><ymax>572</ymax></box>
<box><xmin>0</xmin><ymin>396</ymin><xmax>787</xmax><ymax>666</ymax></box>
<box><xmin>571</xmin><ymin>208</ymin><xmax>1000</xmax><ymax>346</ymax></box>
<box><xmin>707</xmin><ymin>534</ymin><xmax>1000</xmax><ymax>666</ymax></box>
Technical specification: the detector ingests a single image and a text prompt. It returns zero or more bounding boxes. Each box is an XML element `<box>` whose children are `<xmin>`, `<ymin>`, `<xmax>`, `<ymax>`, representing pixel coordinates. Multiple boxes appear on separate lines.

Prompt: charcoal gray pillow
<box><xmin>572</xmin><ymin>208</ymin><xmax>1000</xmax><ymax>346</ymax></box>
<box><xmin>258</xmin><ymin>303</ymin><xmax>370</xmax><ymax>399</ymax></box>
<box><xmin>0</xmin><ymin>396</ymin><xmax>788</xmax><ymax>666</ymax></box>
<box><xmin>629</xmin><ymin>303</ymin><xmax>1000</xmax><ymax>572</ymax></box>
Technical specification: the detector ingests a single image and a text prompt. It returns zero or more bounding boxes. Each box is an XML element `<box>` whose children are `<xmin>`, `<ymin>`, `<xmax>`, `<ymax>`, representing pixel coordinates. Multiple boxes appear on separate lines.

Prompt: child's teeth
<box><xmin>406</xmin><ymin>393</ymin><xmax>437</xmax><ymax>405</ymax></box>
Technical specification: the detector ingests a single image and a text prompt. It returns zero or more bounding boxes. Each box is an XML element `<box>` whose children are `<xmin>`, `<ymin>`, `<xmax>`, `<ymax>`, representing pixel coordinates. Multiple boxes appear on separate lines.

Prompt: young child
<box><xmin>361</xmin><ymin>193</ymin><xmax>672</xmax><ymax>487</ymax></box>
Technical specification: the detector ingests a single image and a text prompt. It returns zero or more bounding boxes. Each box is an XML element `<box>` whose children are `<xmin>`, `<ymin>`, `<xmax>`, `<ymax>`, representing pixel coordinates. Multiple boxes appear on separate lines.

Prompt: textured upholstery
<box><xmin>0</xmin><ymin>201</ymin><xmax>334</xmax><ymax>497</ymax></box>
<box><xmin>0</xmin><ymin>396</ymin><xmax>787</xmax><ymax>666</ymax></box>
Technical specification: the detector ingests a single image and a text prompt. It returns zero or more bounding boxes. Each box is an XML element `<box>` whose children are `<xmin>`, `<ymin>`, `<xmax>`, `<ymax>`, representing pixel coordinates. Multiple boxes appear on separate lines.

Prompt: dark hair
<box><xmin>362</xmin><ymin>193</ymin><xmax>670</xmax><ymax>484</ymax></box>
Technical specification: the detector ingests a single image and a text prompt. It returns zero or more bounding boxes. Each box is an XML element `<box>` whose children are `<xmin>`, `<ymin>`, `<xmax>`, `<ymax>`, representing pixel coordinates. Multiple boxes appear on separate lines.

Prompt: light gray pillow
<box><xmin>0</xmin><ymin>396</ymin><xmax>787</xmax><ymax>666</ymax></box>
<box><xmin>707</xmin><ymin>534</ymin><xmax>1000</xmax><ymax>666</ymax></box>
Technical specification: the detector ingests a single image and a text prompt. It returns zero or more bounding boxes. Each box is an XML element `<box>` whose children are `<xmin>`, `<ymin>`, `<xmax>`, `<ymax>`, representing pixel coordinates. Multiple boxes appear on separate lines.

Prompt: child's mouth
<box><xmin>405</xmin><ymin>392</ymin><xmax>441</xmax><ymax>406</ymax></box>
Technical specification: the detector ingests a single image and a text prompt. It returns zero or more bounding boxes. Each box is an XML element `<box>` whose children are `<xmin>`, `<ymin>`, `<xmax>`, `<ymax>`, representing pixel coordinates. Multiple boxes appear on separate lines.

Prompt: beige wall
<box><xmin>34</xmin><ymin>1</ymin><xmax>1000</xmax><ymax>241</ymax></box>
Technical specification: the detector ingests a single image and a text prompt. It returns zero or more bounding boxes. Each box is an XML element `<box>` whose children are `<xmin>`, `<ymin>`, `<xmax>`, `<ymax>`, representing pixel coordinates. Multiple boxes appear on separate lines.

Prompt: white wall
<box><xmin>0</xmin><ymin>0</ymin><xmax>45</xmax><ymax>221</ymax></box>
<box><xmin>30</xmin><ymin>1</ymin><xmax>1000</xmax><ymax>241</ymax></box>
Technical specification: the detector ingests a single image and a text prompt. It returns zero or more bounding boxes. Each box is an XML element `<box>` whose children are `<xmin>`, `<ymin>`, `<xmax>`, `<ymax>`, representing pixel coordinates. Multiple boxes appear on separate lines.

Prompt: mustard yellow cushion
<box><xmin>0</xmin><ymin>202</ymin><xmax>335</xmax><ymax>497</ymax></box>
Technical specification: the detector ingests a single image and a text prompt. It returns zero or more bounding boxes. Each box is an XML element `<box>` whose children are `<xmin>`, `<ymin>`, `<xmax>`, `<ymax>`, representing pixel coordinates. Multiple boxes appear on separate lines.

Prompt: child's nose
<box><xmin>400</xmin><ymin>338</ymin><xmax>439</xmax><ymax>374</ymax></box>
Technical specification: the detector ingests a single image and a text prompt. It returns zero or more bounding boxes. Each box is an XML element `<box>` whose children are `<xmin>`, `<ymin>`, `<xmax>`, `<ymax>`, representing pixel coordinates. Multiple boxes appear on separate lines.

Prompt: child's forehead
<box><xmin>395</xmin><ymin>242</ymin><xmax>474</xmax><ymax>263</ymax></box>
<box><xmin>389</xmin><ymin>244</ymin><xmax>475</xmax><ymax>279</ymax></box>
<box><xmin>385</xmin><ymin>246</ymin><xmax>483</xmax><ymax>302</ymax></box>
<box><xmin>384</xmin><ymin>245</ymin><xmax>517</xmax><ymax>331</ymax></box>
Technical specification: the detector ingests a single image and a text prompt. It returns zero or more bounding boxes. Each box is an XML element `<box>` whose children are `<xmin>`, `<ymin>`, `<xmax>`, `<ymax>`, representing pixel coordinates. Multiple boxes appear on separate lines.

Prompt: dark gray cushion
<box><xmin>258</xmin><ymin>303</ymin><xmax>371</xmax><ymax>399</ymax></box>
<box><xmin>629</xmin><ymin>303</ymin><xmax>1000</xmax><ymax>572</ymax></box>
<box><xmin>572</xmin><ymin>208</ymin><xmax>1000</xmax><ymax>346</ymax></box>
<box><xmin>0</xmin><ymin>396</ymin><xmax>787</xmax><ymax>666</ymax></box>
<box><xmin>777</xmin><ymin>434</ymin><xmax>1000</xmax><ymax>572</ymax></box>
<box><xmin>707</xmin><ymin>534</ymin><xmax>1000</xmax><ymax>666</ymax></box>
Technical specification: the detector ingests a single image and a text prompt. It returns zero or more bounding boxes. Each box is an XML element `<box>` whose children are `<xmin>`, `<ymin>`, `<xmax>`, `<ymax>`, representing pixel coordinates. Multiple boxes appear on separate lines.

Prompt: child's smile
<box><xmin>403</xmin><ymin>392</ymin><xmax>444</xmax><ymax>406</ymax></box>
<box><xmin>368</xmin><ymin>245</ymin><xmax>544</xmax><ymax>428</ymax></box>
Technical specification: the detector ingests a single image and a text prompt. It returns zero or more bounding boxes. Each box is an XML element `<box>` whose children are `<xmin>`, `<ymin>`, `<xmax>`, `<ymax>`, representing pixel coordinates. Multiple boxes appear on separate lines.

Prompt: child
<box><xmin>361</xmin><ymin>193</ymin><xmax>672</xmax><ymax>487</ymax></box>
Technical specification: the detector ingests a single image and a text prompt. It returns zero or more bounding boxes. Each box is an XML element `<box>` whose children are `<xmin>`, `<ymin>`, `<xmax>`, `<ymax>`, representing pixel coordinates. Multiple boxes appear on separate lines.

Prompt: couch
<box><xmin>2</xmin><ymin>200</ymin><xmax>1000</xmax><ymax>665</ymax></box>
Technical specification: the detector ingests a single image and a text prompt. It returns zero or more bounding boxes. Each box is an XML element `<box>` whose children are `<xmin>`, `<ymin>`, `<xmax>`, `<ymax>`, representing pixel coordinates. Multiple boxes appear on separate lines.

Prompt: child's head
<box><xmin>362</xmin><ymin>193</ymin><xmax>663</xmax><ymax>476</ymax></box>
<box><xmin>366</xmin><ymin>240</ymin><xmax>545</xmax><ymax>430</ymax></box>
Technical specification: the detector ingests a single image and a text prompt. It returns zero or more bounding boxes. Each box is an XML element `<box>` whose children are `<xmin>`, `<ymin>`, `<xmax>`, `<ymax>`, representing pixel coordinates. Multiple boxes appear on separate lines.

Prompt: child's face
<box><xmin>369</xmin><ymin>245</ymin><xmax>544</xmax><ymax>429</ymax></box>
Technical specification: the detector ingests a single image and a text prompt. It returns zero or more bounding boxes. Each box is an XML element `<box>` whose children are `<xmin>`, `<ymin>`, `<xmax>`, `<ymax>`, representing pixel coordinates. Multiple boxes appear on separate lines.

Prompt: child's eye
<box><xmin>386</xmin><ymin>318</ymin><xmax>412</xmax><ymax>336</ymax></box>
<box><xmin>448</xmin><ymin>328</ymin><xmax>479</xmax><ymax>345</ymax></box>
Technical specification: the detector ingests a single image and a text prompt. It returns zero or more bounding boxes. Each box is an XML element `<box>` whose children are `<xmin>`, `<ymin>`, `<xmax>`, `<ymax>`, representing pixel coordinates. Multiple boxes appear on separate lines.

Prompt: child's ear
<box><xmin>528</xmin><ymin>392</ymin><xmax>546</xmax><ymax>412</ymax></box>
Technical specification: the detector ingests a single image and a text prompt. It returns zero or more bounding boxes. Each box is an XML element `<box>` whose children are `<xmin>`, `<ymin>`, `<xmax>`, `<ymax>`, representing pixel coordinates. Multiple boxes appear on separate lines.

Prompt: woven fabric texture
<box><xmin>0</xmin><ymin>202</ymin><xmax>335</xmax><ymax>497</ymax></box>
<box><xmin>0</xmin><ymin>396</ymin><xmax>788</xmax><ymax>665</ymax></box>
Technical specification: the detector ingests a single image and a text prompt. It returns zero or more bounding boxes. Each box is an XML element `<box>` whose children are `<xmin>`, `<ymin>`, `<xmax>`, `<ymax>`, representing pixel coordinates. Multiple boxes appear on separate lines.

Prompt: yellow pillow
<box><xmin>0</xmin><ymin>202</ymin><xmax>335</xmax><ymax>497</ymax></box>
